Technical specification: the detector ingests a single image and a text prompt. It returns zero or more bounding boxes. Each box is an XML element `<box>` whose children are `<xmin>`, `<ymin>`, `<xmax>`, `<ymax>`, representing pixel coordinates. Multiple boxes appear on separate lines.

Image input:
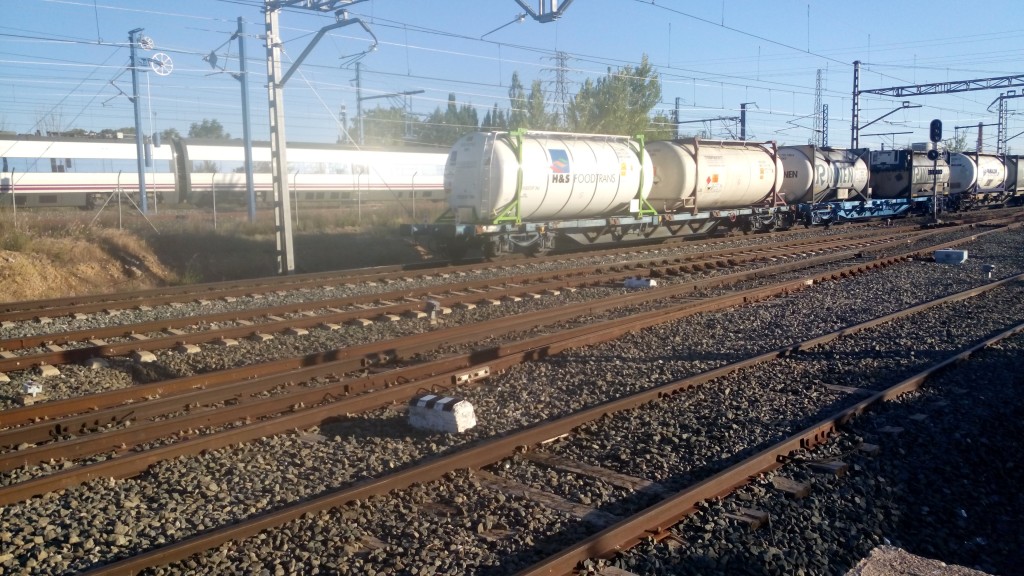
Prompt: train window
<box><xmin>329</xmin><ymin>192</ymin><xmax>339</xmax><ymax>199</ymax></box>
<box><xmin>315</xmin><ymin>192</ymin><xmax>325</xmax><ymax>200</ymax></box>
<box><xmin>340</xmin><ymin>192</ymin><xmax>351</xmax><ymax>200</ymax></box>
<box><xmin>39</xmin><ymin>195</ymin><xmax>59</xmax><ymax>204</ymax></box>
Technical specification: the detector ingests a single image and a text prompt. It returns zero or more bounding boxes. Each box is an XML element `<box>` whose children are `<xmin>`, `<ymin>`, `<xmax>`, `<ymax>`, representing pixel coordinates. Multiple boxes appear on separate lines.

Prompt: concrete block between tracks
<box><xmin>408</xmin><ymin>394</ymin><xmax>477</xmax><ymax>433</ymax></box>
<box><xmin>83</xmin><ymin>358</ymin><xmax>109</xmax><ymax>369</ymax></box>
<box><xmin>404</xmin><ymin>311</ymin><xmax>428</xmax><ymax>319</ymax></box>
<box><xmin>283</xmin><ymin>327</ymin><xmax>309</xmax><ymax>336</ymax></box>
<box><xmin>131</xmin><ymin>350</ymin><xmax>158</xmax><ymax>363</ymax></box>
<box><xmin>933</xmin><ymin>249</ymin><xmax>968</xmax><ymax>264</ymax></box>
<box><xmin>318</xmin><ymin>322</ymin><xmax>341</xmax><ymax>331</ymax></box>
<box><xmin>213</xmin><ymin>338</ymin><xmax>239</xmax><ymax>347</ymax></box>
<box><xmin>0</xmin><ymin>372</ymin><xmax>9</xmax><ymax>382</ymax></box>
<box><xmin>34</xmin><ymin>364</ymin><xmax>61</xmax><ymax>378</ymax></box>
<box><xmin>249</xmin><ymin>333</ymin><xmax>274</xmax><ymax>342</ymax></box>
<box><xmin>478</xmin><ymin>299</ymin><xmax>502</xmax><ymax>307</ymax></box>
<box><xmin>453</xmin><ymin>302</ymin><xmax>476</xmax><ymax>310</ymax></box>
<box><xmin>375</xmin><ymin>314</ymin><xmax>402</xmax><ymax>323</ymax></box>
<box><xmin>346</xmin><ymin>318</ymin><xmax>373</xmax><ymax>327</ymax></box>
<box><xmin>175</xmin><ymin>344</ymin><xmax>202</xmax><ymax>354</ymax></box>
<box><xmin>0</xmin><ymin>351</ymin><xmax>16</xmax><ymax>359</ymax></box>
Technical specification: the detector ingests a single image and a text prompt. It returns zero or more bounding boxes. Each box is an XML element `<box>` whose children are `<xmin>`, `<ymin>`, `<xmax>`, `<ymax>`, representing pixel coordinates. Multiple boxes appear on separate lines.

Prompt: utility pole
<box><xmin>355</xmin><ymin>62</ymin><xmax>362</xmax><ymax>145</ymax></box>
<box><xmin>264</xmin><ymin>6</ymin><xmax>293</xmax><ymax>274</ymax></box>
<box><xmin>129</xmin><ymin>28</ymin><xmax>148</xmax><ymax>214</ymax></box>
<box><xmin>263</xmin><ymin>0</ymin><xmax>377</xmax><ymax>274</ymax></box>
<box><xmin>236</xmin><ymin>17</ymin><xmax>256</xmax><ymax>224</ymax></box>
<box><xmin>739</xmin><ymin>102</ymin><xmax>757</xmax><ymax>141</ymax></box>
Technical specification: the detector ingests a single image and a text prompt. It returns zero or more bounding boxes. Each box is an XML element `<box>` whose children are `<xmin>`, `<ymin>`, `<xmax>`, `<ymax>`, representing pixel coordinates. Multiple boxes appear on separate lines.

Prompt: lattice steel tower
<box><xmin>811</xmin><ymin>69</ymin><xmax>824</xmax><ymax>145</ymax></box>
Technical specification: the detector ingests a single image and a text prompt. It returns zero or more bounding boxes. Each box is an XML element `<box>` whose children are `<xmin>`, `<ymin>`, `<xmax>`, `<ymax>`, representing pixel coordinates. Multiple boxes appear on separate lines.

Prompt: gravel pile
<box><xmin>0</xmin><ymin>226</ymin><xmax>1021</xmax><ymax>574</ymax></box>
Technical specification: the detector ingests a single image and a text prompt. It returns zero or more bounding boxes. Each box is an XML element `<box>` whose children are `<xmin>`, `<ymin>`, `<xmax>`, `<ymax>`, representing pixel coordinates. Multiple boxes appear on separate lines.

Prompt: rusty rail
<box><xmin>78</xmin><ymin>273</ymin><xmax>1024</xmax><ymax>575</ymax></box>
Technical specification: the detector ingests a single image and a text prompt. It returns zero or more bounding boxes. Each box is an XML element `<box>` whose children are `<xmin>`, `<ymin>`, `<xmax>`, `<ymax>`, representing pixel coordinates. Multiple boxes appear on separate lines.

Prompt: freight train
<box><xmin>0</xmin><ymin>134</ymin><xmax>448</xmax><ymax>209</ymax></box>
<box><xmin>418</xmin><ymin>130</ymin><xmax>1023</xmax><ymax>256</ymax></box>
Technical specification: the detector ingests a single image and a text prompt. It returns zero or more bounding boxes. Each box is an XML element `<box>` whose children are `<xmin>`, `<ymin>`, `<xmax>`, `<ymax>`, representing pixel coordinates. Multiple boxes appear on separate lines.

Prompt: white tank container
<box><xmin>645</xmin><ymin>140</ymin><xmax>783</xmax><ymax>212</ymax></box>
<box><xmin>445</xmin><ymin>131</ymin><xmax>652</xmax><ymax>222</ymax></box>
<box><xmin>1006</xmin><ymin>156</ymin><xmax>1024</xmax><ymax>194</ymax></box>
<box><xmin>870</xmin><ymin>149</ymin><xmax>950</xmax><ymax>198</ymax></box>
<box><xmin>948</xmin><ymin>153</ymin><xmax>1006</xmax><ymax>194</ymax></box>
<box><xmin>778</xmin><ymin>145</ymin><xmax>869</xmax><ymax>204</ymax></box>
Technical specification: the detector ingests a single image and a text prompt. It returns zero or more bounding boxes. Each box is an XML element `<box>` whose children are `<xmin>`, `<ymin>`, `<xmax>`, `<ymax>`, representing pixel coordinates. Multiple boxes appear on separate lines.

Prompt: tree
<box><xmin>360</xmin><ymin>106</ymin><xmax>415</xmax><ymax>146</ymax></box>
<box><xmin>161</xmin><ymin>127</ymin><xmax>182</xmax><ymax>141</ymax></box>
<box><xmin>481</xmin><ymin>103</ymin><xmax>507</xmax><ymax>131</ymax></box>
<box><xmin>97</xmin><ymin>127</ymin><xmax>136</xmax><ymax>139</ymax></box>
<box><xmin>646</xmin><ymin>111</ymin><xmax>677</xmax><ymax>141</ymax></box>
<box><xmin>188</xmin><ymin>118</ymin><xmax>230</xmax><ymax>139</ymax></box>
<box><xmin>526</xmin><ymin>79</ymin><xmax>553</xmax><ymax>130</ymax></box>
<box><xmin>417</xmin><ymin>93</ymin><xmax>479</xmax><ymax>146</ymax></box>
<box><xmin>507</xmin><ymin>72</ymin><xmax>527</xmax><ymax>130</ymax></box>
<box><xmin>944</xmin><ymin>130</ymin><xmax>968</xmax><ymax>153</ymax></box>
<box><xmin>565</xmin><ymin>54</ymin><xmax>662</xmax><ymax>136</ymax></box>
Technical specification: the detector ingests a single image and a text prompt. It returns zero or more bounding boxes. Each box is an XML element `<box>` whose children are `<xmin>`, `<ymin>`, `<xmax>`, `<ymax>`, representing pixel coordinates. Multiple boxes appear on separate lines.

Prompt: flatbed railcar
<box><xmin>412</xmin><ymin>129</ymin><xmax>1024</xmax><ymax>257</ymax></box>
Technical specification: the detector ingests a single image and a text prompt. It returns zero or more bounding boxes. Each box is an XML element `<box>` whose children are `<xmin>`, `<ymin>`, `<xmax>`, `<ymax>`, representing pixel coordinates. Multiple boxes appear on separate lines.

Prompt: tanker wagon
<box><xmin>778</xmin><ymin>146</ymin><xmax>870</xmax><ymax>204</ymax></box>
<box><xmin>778</xmin><ymin>146</ymin><xmax>871</xmax><ymax>225</ymax></box>
<box><xmin>869</xmin><ymin>145</ymin><xmax>950</xmax><ymax>199</ymax></box>
<box><xmin>861</xmin><ymin>144</ymin><xmax>951</xmax><ymax>220</ymax></box>
<box><xmin>1004</xmin><ymin>155</ymin><xmax>1024</xmax><ymax>205</ymax></box>
<box><xmin>947</xmin><ymin>151</ymin><xmax>1008</xmax><ymax>208</ymax></box>
<box><xmin>437</xmin><ymin>130</ymin><xmax>654</xmax><ymax>256</ymax></box>
<box><xmin>645</xmin><ymin>138</ymin><xmax>791</xmax><ymax>233</ymax></box>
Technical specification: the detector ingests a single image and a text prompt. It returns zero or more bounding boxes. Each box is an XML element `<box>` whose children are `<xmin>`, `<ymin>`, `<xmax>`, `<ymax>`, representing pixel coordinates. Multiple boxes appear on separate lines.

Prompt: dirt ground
<box><xmin>0</xmin><ymin>229</ymin><xmax>432</xmax><ymax>304</ymax></box>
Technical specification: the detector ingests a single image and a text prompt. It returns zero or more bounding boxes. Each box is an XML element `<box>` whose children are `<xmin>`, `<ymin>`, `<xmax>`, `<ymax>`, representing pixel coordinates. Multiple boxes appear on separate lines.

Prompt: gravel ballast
<box><xmin>0</xmin><ymin>226</ymin><xmax>1021</xmax><ymax>574</ymax></box>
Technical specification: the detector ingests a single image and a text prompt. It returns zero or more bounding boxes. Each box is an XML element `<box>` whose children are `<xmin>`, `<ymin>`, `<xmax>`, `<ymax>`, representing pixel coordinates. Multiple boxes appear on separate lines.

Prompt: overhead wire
<box><xmin>2</xmin><ymin>0</ymin><xmax>1019</xmax><ymax>145</ymax></box>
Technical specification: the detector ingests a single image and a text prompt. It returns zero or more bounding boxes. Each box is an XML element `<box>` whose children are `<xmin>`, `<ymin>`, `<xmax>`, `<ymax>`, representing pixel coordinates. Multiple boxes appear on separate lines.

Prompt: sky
<box><xmin>2</xmin><ymin>0</ymin><xmax>1024</xmax><ymax>151</ymax></box>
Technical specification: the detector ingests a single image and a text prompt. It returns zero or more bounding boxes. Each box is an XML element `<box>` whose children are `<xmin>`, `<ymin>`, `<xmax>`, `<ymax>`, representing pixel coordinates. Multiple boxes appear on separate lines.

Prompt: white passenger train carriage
<box><xmin>0</xmin><ymin>136</ymin><xmax>175</xmax><ymax>208</ymax></box>
<box><xmin>0</xmin><ymin>134</ymin><xmax>449</xmax><ymax>210</ymax></box>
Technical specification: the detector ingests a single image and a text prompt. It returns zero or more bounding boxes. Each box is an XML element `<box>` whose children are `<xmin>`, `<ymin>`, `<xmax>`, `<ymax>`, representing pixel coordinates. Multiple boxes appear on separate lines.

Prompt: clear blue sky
<box><xmin>2</xmin><ymin>0</ymin><xmax>1023</xmax><ymax>151</ymax></box>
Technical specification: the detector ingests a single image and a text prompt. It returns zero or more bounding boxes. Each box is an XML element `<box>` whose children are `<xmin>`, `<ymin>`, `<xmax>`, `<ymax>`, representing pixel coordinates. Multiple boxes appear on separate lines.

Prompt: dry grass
<box><xmin>0</xmin><ymin>201</ymin><xmax>444</xmax><ymax>302</ymax></box>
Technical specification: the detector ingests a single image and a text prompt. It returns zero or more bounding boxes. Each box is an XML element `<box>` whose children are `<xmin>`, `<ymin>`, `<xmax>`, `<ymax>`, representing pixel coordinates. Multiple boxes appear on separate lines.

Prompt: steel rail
<box><xmin>0</xmin><ymin>227</ymin><xmax>914</xmax><ymax>352</ymax></box>
<box><xmin>0</xmin><ymin>218</ymin><xmax>968</xmax><ymax>322</ymax></box>
<box><xmin>0</xmin><ymin>230</ymin><xmax>924</xmax><ymax>373</ymax></box>
<box><xmin>517</xmin><ymin>322</ymin><xmax>1024</xmax><ymax>575</ymax></box>
<box><xmin>1</xmin><ymin>218</ymin><xmax>1011</xmax><ymax>443</ymax></box>
<box><xmin>77</xmin><ymin>273</ymin><xmax>1024</xmax><ymax>576</ymax></box>
<box><xmin>0</xmin><ymin>278</ymin><xmax>811</xmax><ymax>491</ymax></box>
<box><xmin>1</xmin><ymin>225</ymin><xmax>965</xmax><ymax>429</ymax></box>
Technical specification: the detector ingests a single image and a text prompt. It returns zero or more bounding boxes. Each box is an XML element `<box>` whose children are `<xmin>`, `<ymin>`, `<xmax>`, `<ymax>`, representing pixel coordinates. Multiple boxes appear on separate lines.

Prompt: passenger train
<box><xmin>0</xmin><ymin>134</ymin><xmax>448</xmax><ymax>210</ymax></box>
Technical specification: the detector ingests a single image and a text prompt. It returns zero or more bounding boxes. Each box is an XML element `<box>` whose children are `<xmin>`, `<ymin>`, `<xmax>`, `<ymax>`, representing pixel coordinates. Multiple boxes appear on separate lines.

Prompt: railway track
<box><xmin>67</xmin><ymin>239</ymin><xmax>1024</xmax><ymax>575</ymax></box>
<box><xmin>0</xmin><ymin>216</ymin><xmax>1022</xmax><ymax>574</ymax></box>
<box><xmin>2</xmin><ymin>208</ymin><xmax>1013</xmax><ymax>322</ymax></box>
<box><xmin>0</xmin><ymin>223</ymin><xmax>999</xmax><ymax>379</ymax></box>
